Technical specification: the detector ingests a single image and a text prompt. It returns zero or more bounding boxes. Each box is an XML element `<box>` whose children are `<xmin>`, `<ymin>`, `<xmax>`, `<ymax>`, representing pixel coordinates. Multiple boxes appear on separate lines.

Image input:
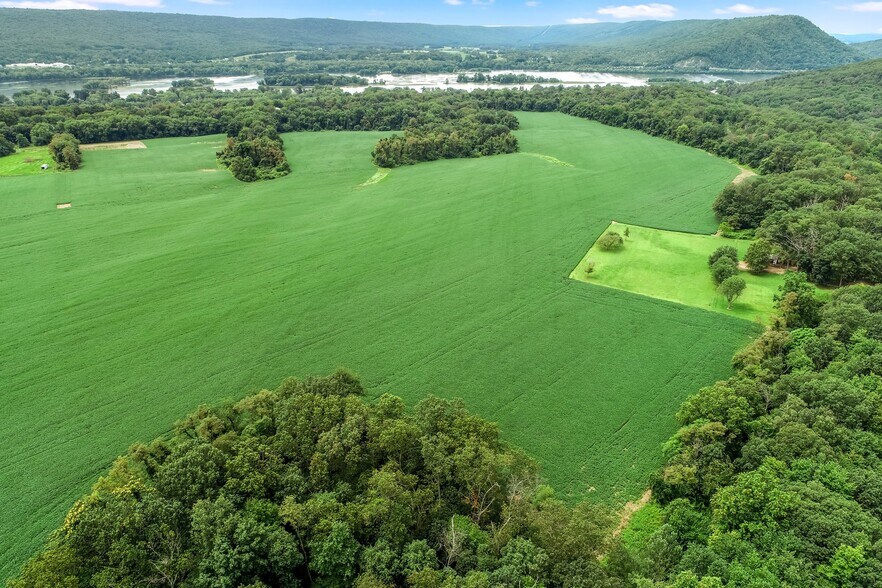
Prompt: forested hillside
<box><xmin>719</xmin><ymin>59</ymin><xmax>882</xmax><ymax>127</ymax></box>
<box><xmin>854</xmin><ymin>39</ymin><xmax>882</xmax><ymax>59</ymax></box>
<box><xmin>0</xmin><ymin>9</ymin><xmax>860</xmax><ymax>71</ymax></box>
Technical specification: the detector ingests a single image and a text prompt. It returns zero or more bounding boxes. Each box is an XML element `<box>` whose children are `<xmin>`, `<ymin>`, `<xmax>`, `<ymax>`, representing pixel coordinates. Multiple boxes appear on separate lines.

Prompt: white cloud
<box><xmin>0</xmin><ymin>0</ymin><xmax>96</xmax><ymax>7</ymax></box>
<box><xmin>525</xmin><ymin>0</ymin><xmax>539</xmax><ymax>6</ymax></box>
<box><xmin>846</xmin><ymin>2</ymin><xmax>882</xmax><ymax>11</ymax></box>
<box><xmin>91</xmin><ymin>0</ymin><xmax>162</xmax><ymax>4</ymax></box>
<box><xmin>443</xmin><ymin>0</ymin><xmax>463</xmax><ymax>5</ymax></box>
<box><xmin>597</xmin><ymin>3</ymin><xmax>678</xmax><ymax>19</ymax></box>
<box><xmin>0</xmin><ymin>0</ymin><xmax>161</xmax><ymax>6</ymax></box>
<box><xmin>566</xmin><ymin>17</ymin><xmax>601</xmax><ymax>23</ymax></box>
<box><xmin>714</xmin><ymin>4</ymin><xmax>780</xmax><ymax>14</ymax></box>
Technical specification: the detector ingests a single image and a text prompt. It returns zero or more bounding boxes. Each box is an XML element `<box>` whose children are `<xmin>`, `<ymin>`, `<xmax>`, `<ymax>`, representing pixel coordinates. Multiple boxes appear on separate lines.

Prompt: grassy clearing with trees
<box><xmin>0</xmin><ymin>112</ymin><xmax>755</xmax><ymax>578</ymax></box>
<box><xmin>0</xmin><ymin>146</ymin><xmax>54</xmax><ymax>176</ymax></box>
<box><xmin>571</xmin><ymin>224</ymin><xmax>805</xmax><ymax>322</ymax></box>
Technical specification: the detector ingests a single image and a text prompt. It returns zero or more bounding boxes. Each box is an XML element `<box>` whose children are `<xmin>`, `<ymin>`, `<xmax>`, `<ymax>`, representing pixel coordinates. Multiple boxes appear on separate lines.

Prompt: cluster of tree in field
<box><xmin>639</xmin><ymin>276</ymin><xmax>882</xmax><ymax>586</ymax></box>
<box><xmin>371</xmin><ymin>108</ymin><xmax>519</xmax><ymax>168</ymax></box>
<box><xmin>454</xmin><ymin>73</ymin><xmax>561</xmax><ymax>85</ymax></box>
<box><xmin>261</xmin><ymin>73</ymin><xmax>369</xmax><ymax>89</ymax></box>
<box><xmin>707</xmin><ymin>247</ymin><xmax>747</xmax><ymax>309</ymax></box>
<box><xmin>217</xmin><ymin>125</ymin><xmax>290</xmax><ymax>182</ymax></box>
<box><xmin>47</xmin><ymin>133</ymin><xmax>82</xmax><ymax>170</ymax></box>
<box><xmin>9</xmin><ymin>371</ymin><xmax>634</xmax><ymax>588</ymax></box>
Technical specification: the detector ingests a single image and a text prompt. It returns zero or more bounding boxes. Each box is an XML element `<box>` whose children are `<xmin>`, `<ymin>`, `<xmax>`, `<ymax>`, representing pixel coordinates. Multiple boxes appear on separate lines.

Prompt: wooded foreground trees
<box><xmin>10</xmin><ymin>372</ymin><xmax>623</xmax><ymax>588</ymax></box>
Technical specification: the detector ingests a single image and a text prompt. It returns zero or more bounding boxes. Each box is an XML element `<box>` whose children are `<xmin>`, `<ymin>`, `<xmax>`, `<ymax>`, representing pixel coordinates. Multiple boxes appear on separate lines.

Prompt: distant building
<box><xmin>41</xmin><ymin>164</ymin><xmax>49</xmax><ymax>170</ymax></box>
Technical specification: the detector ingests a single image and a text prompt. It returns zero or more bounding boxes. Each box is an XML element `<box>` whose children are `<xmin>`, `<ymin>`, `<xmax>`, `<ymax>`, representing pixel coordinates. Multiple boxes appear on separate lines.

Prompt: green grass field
<box><xmin>0</xmin><ymin>112</ymin><xmax>757</xmax><ymax>577</ymax></box>
<box><xmin>0</xmin><ymin>147</ymin><xmax>55</xmax><ymax>177</ymax></box>
<box><xmin>571</xmin><ymin>224</ymin><xmax>788</xmax><ymax>322</ymax></box>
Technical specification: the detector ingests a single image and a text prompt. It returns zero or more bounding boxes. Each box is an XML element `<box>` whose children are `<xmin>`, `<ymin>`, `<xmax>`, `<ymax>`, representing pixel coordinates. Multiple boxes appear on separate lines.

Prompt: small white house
<box><xmin>40</xmin><ymin>164</ymin><xmax>49</xmax><ymax>170</ymax></box>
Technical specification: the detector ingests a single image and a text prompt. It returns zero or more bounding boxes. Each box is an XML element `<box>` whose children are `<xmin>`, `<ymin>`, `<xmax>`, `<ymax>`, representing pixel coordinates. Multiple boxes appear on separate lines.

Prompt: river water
<box><xmin>0</xmin><ymin>71</ymin><xmax>772</xmax><ymax>99</ymax></box>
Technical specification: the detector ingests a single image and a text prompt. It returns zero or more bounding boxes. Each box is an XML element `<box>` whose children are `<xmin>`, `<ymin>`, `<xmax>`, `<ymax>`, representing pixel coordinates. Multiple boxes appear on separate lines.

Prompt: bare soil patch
<box><xmin>56</xmin><ymin>202</ymin><xmax>71</xmax><ymax>210</ymax></box>
<box><xmin>200</xmin><ymin>168</ymin><xmax>220</xmax><ymax>173</ymax></box>
<box><xmin>738</xmin><ymin>261</ymin><xmax>789</xmax><ymax>275</ymax></box>
<box><xmin>359</xmin><ymin>168</ymin><xmax>390</xmax><ymax>187</ymax></box>
<box><xmin>80</xmin><ymin>141</ymin><xmax>146</xmax><ymax>151</ymax></box>
<box><xmin>731</xmin><ymin>166</ymin><xmax>756</xmax><ymax>185</ymax></box>
<box><xmin>612</xmin><ymin>489</ymin><xmax>652</xmax><ymax>539</ymax></box>
<box><xmin>522</xmin><ymin>152</ymin><xmax>574</xmax><ymax>167</ymax></box>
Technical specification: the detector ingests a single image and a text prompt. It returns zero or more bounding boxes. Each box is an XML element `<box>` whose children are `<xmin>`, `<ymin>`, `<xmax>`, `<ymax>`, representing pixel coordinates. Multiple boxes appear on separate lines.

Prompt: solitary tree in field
<box><xmin>624</xmin><ymin>226</ymin><xmax>630</xmax><ymax>238</ymax></box>
<box><xmin>598</xmin><ymin>232</ymin><xmax>624</xmax><ymax>251</ymax></box>
<box><xmin>744</xmin><ymin>239</ymin><xmax>774</xmax><ymax>273</ymax></box>
<box><xmin>719</xmin><ymin>276</ymin><xmax>746</xmax><ymax>309</ymax></box>
<box><xmin>584</xmin><ymin>261</ymin><xmax>595</xmax><ymax>278</ymax></box>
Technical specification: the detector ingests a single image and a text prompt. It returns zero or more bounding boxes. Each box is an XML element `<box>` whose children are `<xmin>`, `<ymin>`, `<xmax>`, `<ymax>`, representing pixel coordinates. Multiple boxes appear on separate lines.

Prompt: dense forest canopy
<box><xmin>718</xmin><ymin>59</ymin><xmax>882</xmax><ymax>128</ymax></box>
<box><xmin>9</xmin><ymin>372</ymin><xmax>625</xmax><ymax>588</ymax></box>
<box><xmin>646</xmin><ymin>280</ymin><xmax>882</xmax><ymax>587</ymax></box>
<box><xmin>0</xmin><ymin>10</ymin><xmax>861</xmax><ymax>72</ymax></box>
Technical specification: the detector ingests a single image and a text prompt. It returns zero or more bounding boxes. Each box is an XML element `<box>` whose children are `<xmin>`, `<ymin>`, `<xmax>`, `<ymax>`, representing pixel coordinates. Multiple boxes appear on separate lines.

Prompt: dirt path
<box><xmin>738</xmin><ymin>261</ymin><xmax>788</xmax><ymax>275</ymax></box>
<box><xmin>81</xmin><ymin>140</ymin><xmax>146</xmax><ymax>151</ymax></box>
<box><xmin>612</xmin><ymin>489</ymin><xmax>652</xmax><ymax>539</ymax></box>
<box><xmin>731</xmin><ymin>166</ymin><xmax>756</xmax><ymax>185</ymax></box>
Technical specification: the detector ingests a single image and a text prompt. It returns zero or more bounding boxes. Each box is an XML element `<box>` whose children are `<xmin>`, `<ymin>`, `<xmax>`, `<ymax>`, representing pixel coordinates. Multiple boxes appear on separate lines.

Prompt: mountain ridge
<box><xmin>0</xmin><ymin>10</ymin><xmax>862</xmax><ymax>71</ymax></box>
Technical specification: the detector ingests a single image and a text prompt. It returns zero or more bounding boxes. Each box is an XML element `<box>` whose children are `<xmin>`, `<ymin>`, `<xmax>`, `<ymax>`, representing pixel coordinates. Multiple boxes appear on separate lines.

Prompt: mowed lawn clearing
<box><xmin>571</xmin><ymin>224</ymin><xmax>789</xmax><ymax>322</ymax></box>
<box><xmin>0</xmin><ymin>112</ymin><xmax>756</xmax><ymax>578</ymax></box>
<box><xmin>0</xmin><ymin>146</ymin><xmax>55</xmax><ymax>177</ymax></box>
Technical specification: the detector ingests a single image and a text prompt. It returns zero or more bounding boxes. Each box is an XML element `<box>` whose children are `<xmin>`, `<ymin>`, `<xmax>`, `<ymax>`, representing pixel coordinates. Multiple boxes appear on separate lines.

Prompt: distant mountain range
<box><xmin>0</xmin><ymin>9</ymin><xmax>863</xmax><ymax>72</ymax></box>
<box><xmin>833</xmin><ymin>33</ymin><xmax>882</xmax><ymax>44</ymax></box>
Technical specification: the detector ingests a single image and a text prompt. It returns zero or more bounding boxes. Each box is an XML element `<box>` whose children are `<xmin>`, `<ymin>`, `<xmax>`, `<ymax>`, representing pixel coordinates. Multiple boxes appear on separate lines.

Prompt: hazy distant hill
<box><xmin>834</xmin><ymin>33</ymin><xmax>882</xmax><ymax>44</ymax></box>
<box><xmin>853</xmin><ymin>39</ymin><xmax>882</xmax><ymax>59</ymax></box>
<box><xmin>721</xmin><ymin>58</ymin><xmax>882</xmax><ymax>126</ymax></box>
<box><xmin>0</xmin><ymin>9</ymin><xmax>861</xmax><ymax>71</ymax></box>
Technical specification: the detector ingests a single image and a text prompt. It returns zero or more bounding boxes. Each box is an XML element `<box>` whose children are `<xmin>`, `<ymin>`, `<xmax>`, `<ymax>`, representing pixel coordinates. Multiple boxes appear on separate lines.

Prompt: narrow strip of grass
<box><xmin>0</xmin><ymin>147</ymin><xmax>55</xmax><ymax>177</ymax></box>
<box><xmin>571</xmin><ymin>223</ymin><xmax>789</xmax><ymax>322</ymax></box>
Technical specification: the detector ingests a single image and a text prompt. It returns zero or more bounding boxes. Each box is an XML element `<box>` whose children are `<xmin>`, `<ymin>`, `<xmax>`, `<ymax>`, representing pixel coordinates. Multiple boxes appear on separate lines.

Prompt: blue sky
<box><xmin>1</xmin><ymin>1</ymin><xmax>882</xmax><ymax>34</ymax></box>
